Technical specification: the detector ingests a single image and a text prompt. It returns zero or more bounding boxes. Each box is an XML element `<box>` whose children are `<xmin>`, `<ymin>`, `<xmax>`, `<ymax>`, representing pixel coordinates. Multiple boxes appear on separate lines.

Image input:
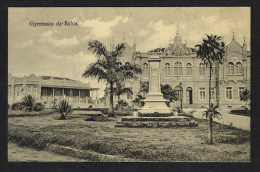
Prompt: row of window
<box><xmin>12</xmin><ymin>86</ymin><xmax>38</xmax><ymax>98</ymax></box>
<box><xmin>199</xmin><ymin>86</ymin><xmax>245</xmax><ymax>100</ymax></box>
<box><xmin>142</xmin><ymin>62</ymin><xmax>243</xmax><ymax>76</ymax></box>
<box><xmin>143</xmin><ymin>62</ymin><xmax>214</xmax><ymax>76</ymax></box>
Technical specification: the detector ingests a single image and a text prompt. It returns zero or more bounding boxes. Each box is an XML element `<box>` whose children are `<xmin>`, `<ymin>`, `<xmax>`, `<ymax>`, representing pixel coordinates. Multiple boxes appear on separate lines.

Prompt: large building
<box><xmin>110</xmin><ymin>31</ymin><xmax>250</xmax><ymax>108</ymax></box>
<box><xmin>8</xmin><ymin>74</ymin><xmax>99</xmax><ymax>108</ymax></box>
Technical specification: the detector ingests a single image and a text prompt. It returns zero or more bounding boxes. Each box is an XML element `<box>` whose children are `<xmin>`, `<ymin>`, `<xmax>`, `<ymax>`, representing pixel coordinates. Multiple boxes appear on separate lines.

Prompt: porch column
<box><xmin>95</xmin><ymin>90</ymin><xmax>98</xmax><ymax>104</ymax></box>
<box><xmin>79</xmin><ymin>89</ymin><xmax>80</xmax><ymax>104</ymax></box>
<box><xmin>53</xmin><ymin>88</ymin><xmax>55</xmax><ymax>100</ymax></box>
<box><xmin>91</xmin><ymin>90</ymin><xmax>94</xmax><ymax>100</ymax></box>
<box><xmin>63</xmin><ymin>88</ymin><xmax>65</xmax><ymax>99</ymax></box>
<box><xmin>70</xmin><ymin>89</ymin><xmax>72</xmax><ymax>102</ymax></box>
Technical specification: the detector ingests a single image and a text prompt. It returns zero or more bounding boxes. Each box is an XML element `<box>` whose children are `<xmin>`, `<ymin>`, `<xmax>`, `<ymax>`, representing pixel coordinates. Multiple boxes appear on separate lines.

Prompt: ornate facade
<box><xmin>111</xmin><ymin>31</ymin><xmax>250</xmax><ymax>108</ymax></box>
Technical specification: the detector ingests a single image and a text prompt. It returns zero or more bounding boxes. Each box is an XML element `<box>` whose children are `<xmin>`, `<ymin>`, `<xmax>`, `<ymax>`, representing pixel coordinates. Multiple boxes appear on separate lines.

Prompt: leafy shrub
<box><xmin>11</xmin><ymin>102</ymin><xmax>23</xmax><ymax>110</ymax></box>
<box><xmin>21</xmin><ymin>95</ymin><xmax>36</xmax><ymax>112</ymax></box>
<box><xmin>32</xmin><ymin>103</ymin><xmax>45</xmax><ymax>111</ymax></box>
<box><xmin>115</xmin><ymin>100</ymin><xmax>128</xmax><ymax>110</ymax></box>
<box><xmin>53</xmin><ymin>100</ymin><xmax>73</xmax><ymax>120</ymax></box>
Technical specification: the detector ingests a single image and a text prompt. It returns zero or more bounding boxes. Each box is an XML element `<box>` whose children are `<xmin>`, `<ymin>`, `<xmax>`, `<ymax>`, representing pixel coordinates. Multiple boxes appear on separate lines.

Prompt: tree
<box><xmin>161</xmin><ymin>84</ymin><xmax>178</xmax><ymax>107</ymax></box>
<box><xmin>105</xmin><ymin>82</ymin><xmax>133</xmax><ymax>109</ymax></box>
<box><xmin>202</xmin><ymin>103</ymin><xmax>222</xmax><ymax>143</ymax></box>
<box><xmin>240</xmin><ymin>89</ymin><xmax>251</xmax><ymax>111</ymax></box>
<box><xmin>82</xmin><ymin>40</ymin><xmax>142</xmax><ymax>117</ymax></box>
<box><xmin>196</xmin><ymin>34</ymin><xmax>225</xmax><ymax>144</ymax></box>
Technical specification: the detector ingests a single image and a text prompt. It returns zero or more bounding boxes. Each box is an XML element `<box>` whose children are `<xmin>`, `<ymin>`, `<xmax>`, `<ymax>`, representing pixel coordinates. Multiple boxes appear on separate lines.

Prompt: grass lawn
<box><xmin>8</xmin><ymin>110</ymin><xmax>250</xmax><ymax>162</ymax></box>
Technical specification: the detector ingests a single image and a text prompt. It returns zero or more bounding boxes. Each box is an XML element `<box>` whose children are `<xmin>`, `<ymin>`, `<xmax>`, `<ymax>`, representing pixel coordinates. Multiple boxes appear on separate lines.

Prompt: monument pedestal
<box><xmin>138</xmin><ymin>56</ymin><xmax>172</xmax><ymax>116</ymax></box>
<box><xmin>138</xmin><ymin>92</ymin><xmax>172</xmax><ymax>114</ymax></box>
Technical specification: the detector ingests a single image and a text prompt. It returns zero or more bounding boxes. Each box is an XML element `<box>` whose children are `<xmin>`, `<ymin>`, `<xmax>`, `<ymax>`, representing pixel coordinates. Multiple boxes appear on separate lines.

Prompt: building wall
<box><xmin>113</xmin><ymin>34</ymin><xmax>250</xmax><ymax>109</ymax></box>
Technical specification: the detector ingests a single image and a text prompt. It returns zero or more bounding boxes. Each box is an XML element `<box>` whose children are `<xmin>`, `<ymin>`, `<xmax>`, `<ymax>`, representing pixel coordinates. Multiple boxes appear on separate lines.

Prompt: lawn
<box><xmin>8</xmin><ymin>110</ymin><xmax>250</xmax><ymax>162</ymax></box>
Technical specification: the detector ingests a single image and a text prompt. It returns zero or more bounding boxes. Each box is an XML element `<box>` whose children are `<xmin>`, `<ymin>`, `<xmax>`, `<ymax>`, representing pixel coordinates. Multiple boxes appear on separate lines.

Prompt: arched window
<box><xmin>143</xmin><ymin>63</ymin><xmax>149</xmax><ymax>75</ymax></box>
<box><xmin>199</xmin><ymin>63</ymin><xmax>205</xmax><ymax>76</ymax></box>
<box><xmin>186</xmin><ymin>63</ymin><xmax>192</xmax><ymax>77</ymax></box>
<box><xmin>228</xmin><ymin>62</ymin><xmax>234</xmax><ymax>75</ymax></box>
<box><xmin>165</xmin><ymin>63</ymin><xmax>170</xmax><ymax>76</ymax></box>
<box><xmin>236</xmin><ymin>62</ymin><xmax>242</xmax><ymax>75</ymax></box>
<box><xmin>174</xmin><ymin>62</ymin><xmax>182</xmax><ymax>77</ymax></box>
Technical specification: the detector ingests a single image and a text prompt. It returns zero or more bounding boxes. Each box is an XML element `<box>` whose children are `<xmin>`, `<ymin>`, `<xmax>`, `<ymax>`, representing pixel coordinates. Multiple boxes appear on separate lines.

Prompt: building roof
<box><xmin>40</xmin><ymin>76</ymin><xmax>75</xmax><ymax>81</ymax></box>
<box><xmin>8</xmin><ymin>74</ymin><xmax>99</xmax><ymax>90</ymax></box>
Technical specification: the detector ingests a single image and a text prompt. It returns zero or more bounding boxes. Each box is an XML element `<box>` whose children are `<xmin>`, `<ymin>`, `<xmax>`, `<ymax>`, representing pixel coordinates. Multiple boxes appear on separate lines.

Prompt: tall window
<box><xmin>226</xmin><ymin>87</ymin><xmax>232</xmax><ymax>99</ymax></box>
<box><xmin>210</xmin><ymin>87</ymin><xmax>215</xmax><ymax>99</ymax></box>
<box><xmin>27</xmin><ymin>86</ymin><xmax>32</xmax><ymax>95</ymax></box>
<box><xmin>199</xmin><ymin>88</ymin><xmax>206</xmax><ymax>100</ymax></box>
<box><xmin>16</xmin><ymin>86</ymin><xmax>20</xmax><ymax>96</ymax></box>
<box><xmin>186</xmin><ymin>63</ymin><xmax>192</xmax><ymax>77</ymax></box>
<box><xmin>32</xmin><ymin>87</ymin><xmax>37</xmax><ymax>98</ymax></box>
<box><xmin>165</xmin><ymin>63</ymin><xmax>170</xmax><ymax>76</ymax></box>
<box><xmin>236</xmin><ymin>62</ymin><xmax>242</xmax><ymax>75</ymax></box>
<box><xmin>174</xmin><ymin>61</ymin><xmax>182</xmax><ymax>77</ymax></box>
<box><xmin>228</xmin><ymin>62</ymin><xmax>234</xmax><ymax>75</ymax></box>
<box><xmin>239</xmin><ymin>87</ymin><xmax>245</xmax><ymax>99</ymax></box>
<box><xmin>199</xmin><ymin>63</ymin><xmax>205</xmax><ymax>76</ymax></box>
<box><xmin>143</xmin><ymin>63</ymin><xmax>149</xmax><ymax>75</ymax></box>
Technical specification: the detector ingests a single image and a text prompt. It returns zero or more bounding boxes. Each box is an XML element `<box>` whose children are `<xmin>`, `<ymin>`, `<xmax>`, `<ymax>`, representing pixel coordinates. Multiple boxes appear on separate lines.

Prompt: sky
<box><xmin>8</xmin><ymin>7</ymin><xmax>250</xmax><ymax>97</ymax></box>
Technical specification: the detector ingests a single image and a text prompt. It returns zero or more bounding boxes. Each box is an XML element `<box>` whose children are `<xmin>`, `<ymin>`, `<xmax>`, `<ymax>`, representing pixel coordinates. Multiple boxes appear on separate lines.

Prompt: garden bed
<box><xmin>8</xmin><ymin>113</ymin><xmax>250</xmax><ymax>162</ymax></box>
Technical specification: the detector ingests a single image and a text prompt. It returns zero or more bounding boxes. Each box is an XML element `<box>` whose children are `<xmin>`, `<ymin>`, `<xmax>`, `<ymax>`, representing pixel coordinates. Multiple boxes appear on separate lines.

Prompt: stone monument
<box><xmin>115</xmin><ymin>55</ymin><xmax>198</xmax><ymax>128</ymax></box>
<box><xmin>138</xmin><ymin>55</ymin><xmax>172</xmax><ymax>115</ymax></box>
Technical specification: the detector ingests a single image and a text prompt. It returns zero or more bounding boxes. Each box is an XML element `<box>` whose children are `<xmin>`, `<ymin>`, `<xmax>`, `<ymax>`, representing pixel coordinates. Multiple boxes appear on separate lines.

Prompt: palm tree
<box><xmin>105</xmin><ymin>82</ymin><xmax>133</xmax><ymax>109</ymax></box>
<box><xmin>82</xmin><ymin>40</ymin><xmax>142</xmax><ymax>117</ymax></box>
<box><xmin>196</xmin><ymin>34</ymin><xmax>225</xmax><ymax>144</ymax></box>
<box><xmin>202</xmin><ymin>103</ymin><xmax>222</xmax><ymax>143</ymax></box>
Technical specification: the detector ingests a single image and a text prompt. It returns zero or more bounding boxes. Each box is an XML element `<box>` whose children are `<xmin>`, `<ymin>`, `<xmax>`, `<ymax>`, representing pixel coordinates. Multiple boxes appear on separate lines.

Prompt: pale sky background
<box><xmin>8</xmin><ymin>7</ymin><xmax>250</xmax><ymax>97</ymax></box>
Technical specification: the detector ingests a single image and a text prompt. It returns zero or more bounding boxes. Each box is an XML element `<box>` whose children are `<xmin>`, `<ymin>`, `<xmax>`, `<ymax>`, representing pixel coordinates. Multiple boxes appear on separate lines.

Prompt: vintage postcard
<box><xmin>8</xmin><ymin>7</ymin><xmax>250</xmax><ymax>163</ymax></box>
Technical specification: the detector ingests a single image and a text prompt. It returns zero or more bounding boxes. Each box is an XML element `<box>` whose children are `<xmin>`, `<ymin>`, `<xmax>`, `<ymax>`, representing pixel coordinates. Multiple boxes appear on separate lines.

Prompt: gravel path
<box><xmin>8</xmin><ymin>142</ymin><xmax>88</xmax><ymax>162</ymax></box>
<box><xmin>183</xmin><ymin>108</ymin><xmax>250</xmax><ymax>131</ymax></box>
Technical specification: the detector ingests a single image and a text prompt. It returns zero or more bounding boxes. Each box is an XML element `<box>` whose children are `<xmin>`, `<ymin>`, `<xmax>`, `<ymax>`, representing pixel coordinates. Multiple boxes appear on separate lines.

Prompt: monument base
<box><xmin>138</xmin><ymin>92</ymin><xmax>172</xmax><ymax>115</ymax></box>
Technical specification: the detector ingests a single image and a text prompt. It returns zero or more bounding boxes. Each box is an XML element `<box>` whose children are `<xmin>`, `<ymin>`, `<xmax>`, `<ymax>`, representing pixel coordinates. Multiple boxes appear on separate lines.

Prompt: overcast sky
<box><xmin>8</xmin><ymin>7</ymin><xmax>250</xmax><ymax>97</ymax></box>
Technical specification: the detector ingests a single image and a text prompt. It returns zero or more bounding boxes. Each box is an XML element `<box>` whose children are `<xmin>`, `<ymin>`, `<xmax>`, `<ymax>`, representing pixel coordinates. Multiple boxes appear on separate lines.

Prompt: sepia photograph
<box><xmin>8</xmin><ymin>7</ymin><xmax>250</xmax><ymax>162</ymax></box>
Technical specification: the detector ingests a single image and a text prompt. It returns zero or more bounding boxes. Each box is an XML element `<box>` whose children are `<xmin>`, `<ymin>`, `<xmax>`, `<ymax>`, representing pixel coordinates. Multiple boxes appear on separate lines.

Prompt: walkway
<box><xmin>8</xmin><ymin>142</ymin><xmax>88</xmax><ymax>162</ymax></box>
<box><xmin>183</xmin><ymin>108</ymin><xmax>250</xmax><ymax>131</ymax></box>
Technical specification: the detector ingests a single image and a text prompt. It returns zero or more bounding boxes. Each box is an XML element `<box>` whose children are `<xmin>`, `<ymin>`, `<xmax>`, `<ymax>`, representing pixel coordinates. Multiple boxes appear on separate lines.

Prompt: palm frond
<box><xmin>88</xmin><ymin>40</ymin><xmax>109</xmax><ymax>59</ymax></box>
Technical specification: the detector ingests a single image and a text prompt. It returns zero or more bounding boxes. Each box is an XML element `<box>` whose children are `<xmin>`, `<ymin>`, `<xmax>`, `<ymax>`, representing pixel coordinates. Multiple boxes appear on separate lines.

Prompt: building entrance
<box><xmin>186</xmin><ymin>87</ymin><xmax>193</xmax><ymax>104</ymax></box>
